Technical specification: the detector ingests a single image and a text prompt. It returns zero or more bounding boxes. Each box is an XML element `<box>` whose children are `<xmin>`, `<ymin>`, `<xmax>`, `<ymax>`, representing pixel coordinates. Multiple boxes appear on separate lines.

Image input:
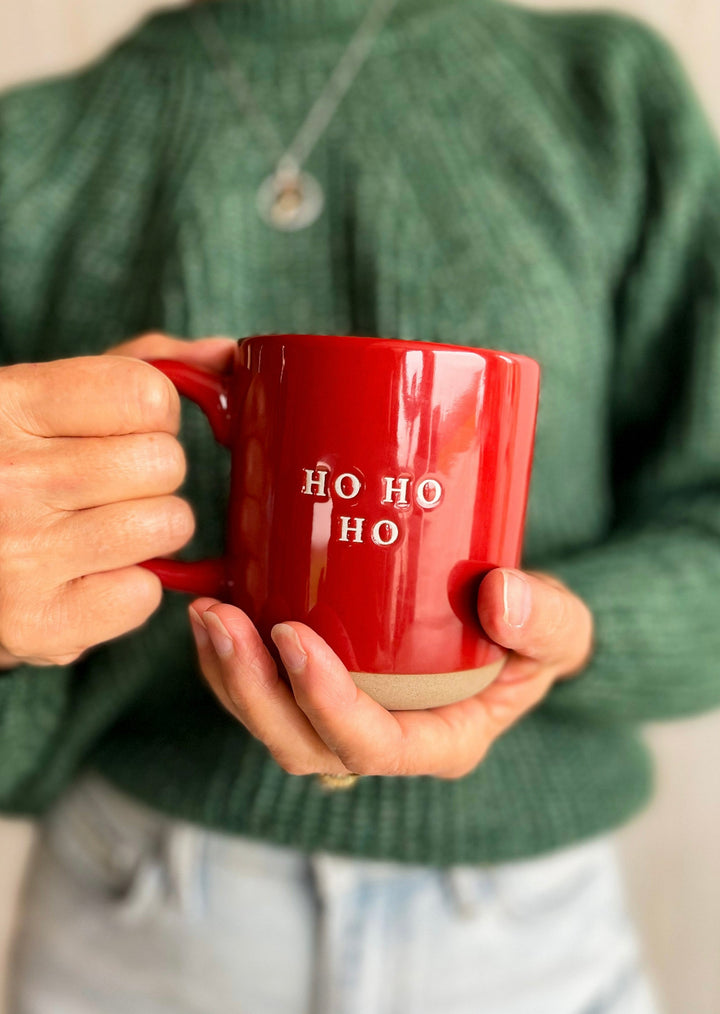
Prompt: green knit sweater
<box><xmin>0</xmin><ymin>0</ymin><xmax>719</xmax><ymax>865</ymax></box>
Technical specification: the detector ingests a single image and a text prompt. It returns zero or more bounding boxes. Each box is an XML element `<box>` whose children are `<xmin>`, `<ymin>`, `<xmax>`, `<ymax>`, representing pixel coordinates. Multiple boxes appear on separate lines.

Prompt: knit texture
<box><xmin>0</xmin><ymin>0</ymin><xmax>719</xmax><ymax>864</ymax></box>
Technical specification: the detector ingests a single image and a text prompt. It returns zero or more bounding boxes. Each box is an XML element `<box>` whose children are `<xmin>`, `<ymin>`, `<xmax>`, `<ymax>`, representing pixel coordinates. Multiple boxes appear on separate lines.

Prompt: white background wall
<box><xmin>0</xmin><ymin>3</ymin><xmax>719</xmax><ymax>1013</ymax></box>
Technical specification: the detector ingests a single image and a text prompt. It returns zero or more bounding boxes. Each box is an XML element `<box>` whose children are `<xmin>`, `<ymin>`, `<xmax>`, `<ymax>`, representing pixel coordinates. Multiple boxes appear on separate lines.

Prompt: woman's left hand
<box><xmin>189</xmin><ymin>568</ymin><xmax>593</xmax><ymax>780</ymax></box>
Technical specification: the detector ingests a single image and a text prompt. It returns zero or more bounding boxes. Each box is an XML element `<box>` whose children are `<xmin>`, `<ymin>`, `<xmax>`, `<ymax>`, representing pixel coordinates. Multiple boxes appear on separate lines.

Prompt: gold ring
<box><xmin>316</xmin><ymin>773</ymin><xmax>362</xmax><ymax>791</ymax></box>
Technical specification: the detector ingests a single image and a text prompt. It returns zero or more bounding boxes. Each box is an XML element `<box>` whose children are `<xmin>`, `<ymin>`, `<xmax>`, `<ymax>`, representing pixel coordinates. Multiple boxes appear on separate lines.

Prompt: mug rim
<box><xmin>237</xmin><ymin>332</ymin><xmax>539</xmax><ymax>371</ymax></box>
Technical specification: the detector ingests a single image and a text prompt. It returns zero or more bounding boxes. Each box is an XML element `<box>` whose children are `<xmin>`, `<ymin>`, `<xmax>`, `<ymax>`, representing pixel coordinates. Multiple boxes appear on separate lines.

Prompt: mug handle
<box><xmin>139</xmin><ymin>359</ymin><xmax>233</xmax><ymax>599</ymax></box>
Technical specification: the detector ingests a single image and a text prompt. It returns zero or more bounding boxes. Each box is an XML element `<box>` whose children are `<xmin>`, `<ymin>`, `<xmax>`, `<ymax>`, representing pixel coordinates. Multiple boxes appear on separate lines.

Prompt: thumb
<box><xmin>105</xmin><ymin>332</ymin><xmax>237</xmax><ymax>373</ymax></box>
<box><xmin>477</xmin><ymin>568</ymin><xmax>593</xmax><ymax>675</ymax></box>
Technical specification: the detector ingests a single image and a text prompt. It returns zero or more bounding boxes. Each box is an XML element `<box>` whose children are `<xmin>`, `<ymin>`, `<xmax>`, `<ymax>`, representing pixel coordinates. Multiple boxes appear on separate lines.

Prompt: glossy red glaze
<box><xmin>143</xmin><ymin>334</ymin><xmax>540</xmax><ymax>676</ymax></box>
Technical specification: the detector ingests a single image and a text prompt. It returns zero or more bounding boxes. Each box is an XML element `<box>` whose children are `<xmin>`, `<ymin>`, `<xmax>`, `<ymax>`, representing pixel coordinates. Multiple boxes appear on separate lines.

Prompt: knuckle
<box><xmin>0</xmin><ymin>618</ymin><xmax>43</xmax><ymax>662</ymax></box>
<box><xmin>144</xmin><ymin>433</ymin><xmax>187</xmax><ymax>489</ymax></box>
<box><xmin>338</xmin><ymin>751</ymin><xmax>390</xmax><ymax>778</ymax></box>
<box><xmin>0</xmin><ymin>588</ymin><xmax>33</xmax><ymax>648</ymax></box>
<box><xmin>552</xmin><ymin>590</ymin><xmax>572</xmax><ymax>633</ymax></box>
<box><xmin>0</xmin><ymin>633</ymin><xmax>26</xmax><ymax>661</ymax></box>
<box><xmin>131</xmin><ymin>497</ymin><xmax>194</xmax><ymax>549</ymax></box>
<box><xmin>163</xmin><ymin>497</ymin><xmax>196</xmax><ymax>545</ymax></box>
<box><xmin>0</xmin><ymin>366</ymin><xmax>36</xmax><ymax>435</ymax></box>
<box><xmin>540</xmin><ymin>588</ymin><xmax>572</xmax><ymax>647</ymax></box>
<box><xmin>125</xmin><ymin>359</ymin><xmax>180</xmax><ymax>433</ymax></box>
<box><xmin>568</xmin><ymin>601</ymin><xmax>594</xmax><ymax>673</ymax></box>
<box><xmin>0</xmin><ymin>593</ymin><xmax>85</xmax><ymax>666</ymax></box>
<box><xmin>477</xmin><ymin>575</ymin><xmax>506</xmax><ymax>639</ymax></box>
<box><xmin>0</xmin><ymin>362</ymin><xmax>27</xmax><ymax>394</ymax></box>
<box><xmin>127</xmin><ymin>567</ymin><xmax>164</xmax><ymax>617</ymax></box>
<box><xmin>335</xmin><ymin>750</ymin><xmax>363</xmax><ymax>774</ymax></box>
<box><xmin>110</xmin><ymin>568</ymin><xmax>163</xmax><ymax>625</ymax></box>
<box><xmin>73</xmin><ymin>565</ymin><xmax>162</xmax><ymax>621</ymax></box>
<box><xmin>165</xmin><ymin>436</ymin><xmax>188</xmax><ymax>486</ymax></box>
<box><xmin>51</xmin><ymin>650</ymin><xmax>84</xmax><ymax>667</ymax></box>
<box><xmin>0</xmin><ymin>449</ymin><xmax>28</xmax><ymax>497</ymax></box>
<box><xmin>227</xmin><ymin>647</ymin><xmax>275</xmax><ymax>702</ymax></box>
<box><xmin>0</xmin><ymin>530</ymin><xmax>22</xmax><ymax>569</ymax></box>
<box><xmin>221</xmin><ymin>677</ymin><xmax>250</xmax><ymax>713</ymax></box>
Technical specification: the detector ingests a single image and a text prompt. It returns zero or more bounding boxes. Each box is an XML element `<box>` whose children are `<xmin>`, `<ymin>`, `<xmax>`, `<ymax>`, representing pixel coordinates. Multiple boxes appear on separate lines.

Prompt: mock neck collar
<box><xmin>141</xmin><ymin>0</ymin><xmax>451</xmax><ymax>45</ymax></box>
<box><xmin>211</xmin><ymin>0</ymin><xmax>398</xmax><ymax>35</ymax></box>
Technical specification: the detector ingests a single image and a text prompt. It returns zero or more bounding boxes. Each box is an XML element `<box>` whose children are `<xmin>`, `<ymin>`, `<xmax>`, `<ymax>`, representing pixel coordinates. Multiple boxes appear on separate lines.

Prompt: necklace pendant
<box><xmin>257</xmin><ymin>167</ymin><xmax>324</xmax><ymax>232</ymax></box>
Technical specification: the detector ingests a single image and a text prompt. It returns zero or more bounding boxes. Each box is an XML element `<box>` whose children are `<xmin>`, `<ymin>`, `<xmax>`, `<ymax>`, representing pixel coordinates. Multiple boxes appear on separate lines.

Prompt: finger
<box><xmin>108</xmin><ymin>333</ymin><xmax>236</xmax><ymax>373</ymax></box>
<box><xmin>195</xmin><ymin>612</ymin><xmax>555</xmax><ymax>780</ymax></box>
<box><xmin>10</xmin><ymin>432</ymin><xmax>186</xmax><ymax>511</ymax></box>
<box><xmin>0</xmin><ymin>357</ymin><xmax>180</xmax><ymax>437</ymax></box>
<box><xmin>2</xmin><ymin>565</ymin><xmax>163</xmax><ymax>664</ymax></box>
<box><xmin>188</xmin><ymin>602</ymin><xmax>350</xmax><ymax>777</ymax></box>
<box><xmin>467</xmin><ymin>665</ymin><xmax>559</xmax><ymax>746</ymax></box>
<box><xmin>271</xmin><ymin>621</ymin><xmax>412</xmax><ymax>773</ymax></box>
<box><xmin>187</xmin><ymin>599</ymin><xmax>237</xmax><ymax>717</ymax></box>
<box><xmin>477</xmin><ymin>569</ymin><xmax>593</xmax><ymax>673</ymax></box>
<box><xmin>272</xmin><ymin>622</ymin><xmax>504</xmax><ymax>778</ymax></box>
<box><xmin>59</xmin><ymin>565</ymin><xmax>163</xmax><ymax>656</ymax></box>
<box><xmin>45</xmin><ymin>495</ymin><xmax>195</xmax><ymax>581</ymax></box>
<box><xmin>403</xmin><ymin>668</ymin><xmax>557</xmax><ymax>779</ymax></box>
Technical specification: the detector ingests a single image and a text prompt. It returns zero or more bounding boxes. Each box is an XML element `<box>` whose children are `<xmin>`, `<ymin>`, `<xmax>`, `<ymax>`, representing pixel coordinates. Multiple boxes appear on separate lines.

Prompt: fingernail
<box><xmin>203</xmin><ymin>611</ymin><xmax>234</xmax><ymax>658</ymax></box>
<box><xmin>502</xmin><ymin>571</ymin><xmax>531</xmax><ymax>628</ymax></box>
<box><xmin>188</xmin><ymin>607</ymin><xmax>210</xmax><ymax>651</ymax></box>
<box><xmin>271</xmin><ymin>623</ymin><xmax>307</xmax><ymax>674</ymax></box>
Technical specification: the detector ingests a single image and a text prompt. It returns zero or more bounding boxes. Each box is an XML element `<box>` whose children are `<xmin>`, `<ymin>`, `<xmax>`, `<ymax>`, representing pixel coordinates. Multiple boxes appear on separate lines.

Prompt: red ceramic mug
<box><xmin>144</xmin><ymin>334</ymin><xmax>540</xmax><ymax>709</ymax></box>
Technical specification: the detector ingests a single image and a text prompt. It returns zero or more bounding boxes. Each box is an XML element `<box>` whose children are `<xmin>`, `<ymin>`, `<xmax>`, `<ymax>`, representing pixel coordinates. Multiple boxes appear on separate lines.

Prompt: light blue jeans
<box><xmin>9</xmin><ymin>775</ymin><xmax>659</xmax><ymax>1014</ymax></box>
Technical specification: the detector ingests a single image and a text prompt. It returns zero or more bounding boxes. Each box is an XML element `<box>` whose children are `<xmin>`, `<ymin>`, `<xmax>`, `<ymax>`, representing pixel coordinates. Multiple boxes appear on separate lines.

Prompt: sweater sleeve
<box><xmin>544</xmin><ymin>24</ymin><xmax>720</xmax><ymax>723</ymax></box>
<box><xmin>0</xmin><ymin>78</ymin><xmax>86</xmax><ymax>811</ymax></box>
<box><xmin>0</xmin><ymin>46</ymin><xmax>181</xmax><ymax>813</ymax></box>
<box><xmin>0</xmin><ymin>666</ymin><xmax>76</xmax><ymax>809</ymax></box>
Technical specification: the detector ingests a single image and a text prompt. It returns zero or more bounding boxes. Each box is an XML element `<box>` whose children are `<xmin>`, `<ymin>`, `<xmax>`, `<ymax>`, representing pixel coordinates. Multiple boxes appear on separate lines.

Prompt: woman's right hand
<box><xmin>0</xmin><ymin>335</ymin><xmax>233</xmax><ymax>669</ymax></box>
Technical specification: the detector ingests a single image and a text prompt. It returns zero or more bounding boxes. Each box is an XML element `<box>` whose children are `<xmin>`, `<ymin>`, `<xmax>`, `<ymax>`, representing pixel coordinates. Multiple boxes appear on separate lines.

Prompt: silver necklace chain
<box><xmin>192</xmin><ymin>0</ymin><xmax>400</xmax><ymax>231</ymax></box>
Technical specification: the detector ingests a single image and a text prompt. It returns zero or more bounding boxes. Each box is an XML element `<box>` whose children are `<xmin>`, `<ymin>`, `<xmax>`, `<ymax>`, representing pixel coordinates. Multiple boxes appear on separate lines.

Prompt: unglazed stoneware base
<box><xmin>351</xmin><ymin>658</ymin><xmax>505</xmax><ymax>710</ymax></box>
